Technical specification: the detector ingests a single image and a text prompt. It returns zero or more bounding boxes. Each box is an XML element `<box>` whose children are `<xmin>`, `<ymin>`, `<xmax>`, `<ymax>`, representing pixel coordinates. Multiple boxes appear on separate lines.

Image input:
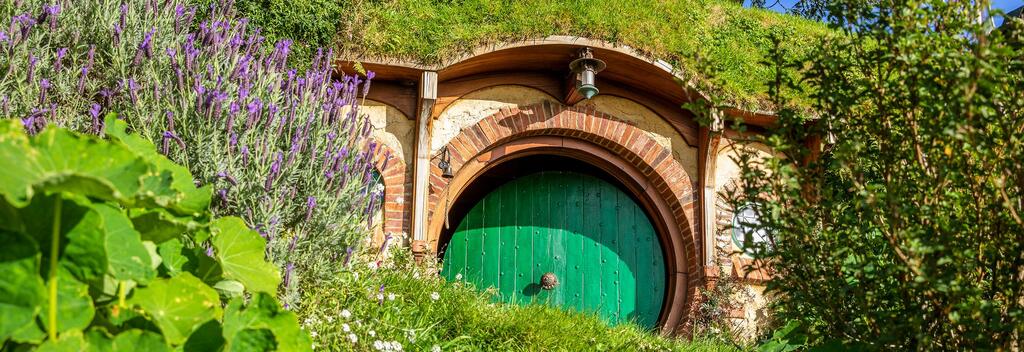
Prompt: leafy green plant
<box><xmin>295</xmin><ymin>247</ymin><xmax>737</xmax><ymax>352</ymax></box>
<box><xmin>1</xmin><ymin>0</ymin><xmax>382</xmax><ymax>309</ymax></box>
<box><xmin>718</xmin><ymin>0</ymin><xmax>1024</xmax><ymax>349</ymax></box>
<box><xmin>0</xmin><ymin>117</ymin><xmax>310</xmax><ymax>351</ymax></box>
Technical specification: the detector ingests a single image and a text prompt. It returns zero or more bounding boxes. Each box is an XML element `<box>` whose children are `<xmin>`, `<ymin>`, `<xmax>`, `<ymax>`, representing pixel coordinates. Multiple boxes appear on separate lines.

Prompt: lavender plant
<box><xmin>0</xmin><ymin>0</ymin><xmax>387</xmax><ymax>307</ymax></box>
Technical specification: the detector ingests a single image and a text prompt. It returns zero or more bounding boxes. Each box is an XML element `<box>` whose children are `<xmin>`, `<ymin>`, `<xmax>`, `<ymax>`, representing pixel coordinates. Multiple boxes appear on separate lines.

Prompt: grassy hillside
<box><xmin>229</xmin><ymin>0</ymin><xmax>830</xmax><ymax>111</ymax></box>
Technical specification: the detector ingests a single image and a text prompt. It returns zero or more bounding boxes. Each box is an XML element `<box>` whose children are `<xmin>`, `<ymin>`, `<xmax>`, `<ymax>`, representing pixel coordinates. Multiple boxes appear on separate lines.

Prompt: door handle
<box><xmin>540</xmin><ymin>272</ymin><xmax>559</xmax><ymax>290</ymax></box>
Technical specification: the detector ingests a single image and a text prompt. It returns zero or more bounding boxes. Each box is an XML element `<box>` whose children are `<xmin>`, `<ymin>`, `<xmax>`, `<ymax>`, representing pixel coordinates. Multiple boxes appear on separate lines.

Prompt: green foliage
<box><xmin>296</xmin><ymin>248</ymin><xmax>736</xmax><ymax>351</ymax></box>
<box><xmin>1</xmin><ymin>0</ymin><xmax>382</xmax><ymax>309</ymax></box>
<box><xmin>327</xmin><ymin>0</ymin><xmax>828</xmax><ymax>111</ymax></box>
<box><xmin>0</xmin><ymin>119</ymin><xmax>310</xmax><ymax>351</ymax></box>
<box><xmin>722</xmin><ymin>1</ymin><xmax>1024</xmax><ymax>349</ymax></box>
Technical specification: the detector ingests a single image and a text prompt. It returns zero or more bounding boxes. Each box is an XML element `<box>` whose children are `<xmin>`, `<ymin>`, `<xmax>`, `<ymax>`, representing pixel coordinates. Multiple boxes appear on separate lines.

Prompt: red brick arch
<box><xmin>425</xmin><ymin>100</ymin><xmax>700</xmax><ymax>334</ymax></box>
<box><xmin>370</xmin><ymin>142</ymin><xmax>411</xmax><ymax>239</ymax></box>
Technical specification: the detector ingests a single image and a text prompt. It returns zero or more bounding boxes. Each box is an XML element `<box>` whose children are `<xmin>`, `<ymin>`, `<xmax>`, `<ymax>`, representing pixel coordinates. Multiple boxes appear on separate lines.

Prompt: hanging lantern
<box><xmin>569</xmin><ymin>48</ymin><xmax>607</xmax><ymax>100</ymax></box>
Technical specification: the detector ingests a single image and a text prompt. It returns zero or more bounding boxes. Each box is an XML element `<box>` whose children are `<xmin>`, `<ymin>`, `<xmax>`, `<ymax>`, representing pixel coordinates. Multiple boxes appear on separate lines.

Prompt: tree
<box><xmin>730</xmin><ymin>0</ymin><xmax>1024</xmax><ymax>349</ymax></box>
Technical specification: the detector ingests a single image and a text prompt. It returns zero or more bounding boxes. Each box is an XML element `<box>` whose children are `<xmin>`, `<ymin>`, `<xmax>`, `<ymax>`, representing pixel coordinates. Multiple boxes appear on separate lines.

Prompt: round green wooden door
<box><xmin>441</xmin><ymin>171</ymin><xmax>666</xmax><ymax>328</ymax></box>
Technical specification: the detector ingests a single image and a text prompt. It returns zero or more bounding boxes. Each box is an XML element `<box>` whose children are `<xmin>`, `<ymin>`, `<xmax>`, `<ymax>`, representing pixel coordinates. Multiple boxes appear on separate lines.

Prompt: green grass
<box><xmin>334</xmin><ymin>0</ymin><xmax>828</xmax><ymax>111</ymax></box>
<box><xmin>296</xmin><ymin>250</ymin><xmax>738</xmax><ymax>351</ymax></box>
<box><xmin>226</xmin><ymin>0</ymin><xmax>829</xmax><ymax>111</ymax></box>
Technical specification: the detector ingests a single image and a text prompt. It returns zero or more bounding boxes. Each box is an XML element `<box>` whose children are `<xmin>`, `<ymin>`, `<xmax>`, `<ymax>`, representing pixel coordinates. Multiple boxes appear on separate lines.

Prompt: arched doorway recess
<box><xmin>426</xmin><ymin>101</ymin><xmax>699</xmax><ymax>333</ymax></box>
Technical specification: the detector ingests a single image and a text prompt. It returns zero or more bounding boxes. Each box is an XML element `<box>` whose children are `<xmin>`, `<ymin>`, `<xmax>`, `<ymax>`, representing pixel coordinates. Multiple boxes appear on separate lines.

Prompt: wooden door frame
<box><xmin>426</xmin><ymin>135</ymin><xmax>695</xmax><ymax>334</ymax></box>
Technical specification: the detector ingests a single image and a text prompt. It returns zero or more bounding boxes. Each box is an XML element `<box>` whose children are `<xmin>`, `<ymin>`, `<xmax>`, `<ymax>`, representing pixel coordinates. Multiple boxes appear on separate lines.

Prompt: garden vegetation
<box><xmin>724</xmin><ymin>0</ymin><xmax>1024</xmax><ymax>349</ymax></box>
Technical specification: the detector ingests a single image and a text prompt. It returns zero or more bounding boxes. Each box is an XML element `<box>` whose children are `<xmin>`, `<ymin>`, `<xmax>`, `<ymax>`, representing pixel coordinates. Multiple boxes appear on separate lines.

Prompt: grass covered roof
<box><xmin>232</xmin><ymin>0</ymin><xmax>831</xmax><ymax>111</ymax></box>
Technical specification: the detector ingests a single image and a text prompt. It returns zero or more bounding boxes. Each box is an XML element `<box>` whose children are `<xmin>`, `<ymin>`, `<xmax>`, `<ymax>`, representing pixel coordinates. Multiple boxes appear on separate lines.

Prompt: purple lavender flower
<box><xmin>161</xmin><ymin>130</ymin><xmax>185</xmax><ymax>154</ymax></box>
<box><xmin>362</xmin><ymin>71</ymin><xmax>375</xmax><ymax>97</ymax></box>
<box><xmin>27</xmin><ymin>55</ymin><xmax>37</xmax><ymax>83</ymax></box>
<box><xmin>343</xmin><ymin>247</ymin><xmax>353</xmax><ymax>266</ymax></box>
<box><xmin>113</xmin><ymin>24</ymin><xmax>122</xmax><ymax>45</ymax></box>
<box><xmin>42</xmin><ymin>5</ymin><xmax>60</xmax><ymax>30</ymax></box>
<box><xmin>89</xmin><ymin>104</ymin><xmax>101</xmax><ymax>133</ymax></box>
<box><xmin>77</xmin><ymin>66</ymin><xmax>88</xmax><ymax>95</ymax></box>
<box><xmin>38</xmin><ymin>79</ymin><xmax>50</xmax><ymax>104</ymax></box>
<box><xmin>265</xmin><ymin>152</ymin><xmax>282</xmax><ymax>192</ymax></box>
<box><xmin>86</xmin><ymin>45</ymin><xmax>95</xmax><ymax>68</ymax></box>
<box><xmin>126</xmin><ymin>78</ymin><xmax>139</xmax><ymax>104</ymax></box>
<box><xmin>134</xmin><ymin>27</ymin><xmax>156</xmax><ymax>66</ymax></box>
<box><xmin>378</xmin><ymin>284</ymin><xmax>386</xmax><ymax>304</ymax></box>
<box><xmin>119</xmin><ymin>3</ymin><xmax>127</xmax><ymax>29</ymax></box>
<box><xmin>284</xmin><ymin>262</ymin><xmax>294</xmax><ymax>288</ymax></box>
<box><xmin>287</xmin><ymin>234</ymin><xmax>298</xmax><ymax>253</ymax></box>
<box><xmin>217</xmin><ymin>170</ymin><xmax>238</xmax><ymax>186</ymax></box>
<box><xmin>379</xmin><ymin>233</ymin><xmax>392</xmax><ymax>254</ymax></box>
<box><xmin>217</xmin><ymin>188</ymin><xmax>228</xmax><ymax>205</ymax></box>
<box><xmin>305</xmin><ymin>196</ymin><xmax>316</xmax><ymax>222</ymax></box>
<box><xmin>241</xmin><ymin>145</ymin><xmax>250</xmax><ymax>165</ymax></box>
<box><xmin>53</xmin><ymin>47</ymin><xmax>67</xmax><ymax>72</ymax></box>
<box><xmin>1</xmin><ymin>95</ymin><xmax>9</xmax><ymax>116</ymax></box>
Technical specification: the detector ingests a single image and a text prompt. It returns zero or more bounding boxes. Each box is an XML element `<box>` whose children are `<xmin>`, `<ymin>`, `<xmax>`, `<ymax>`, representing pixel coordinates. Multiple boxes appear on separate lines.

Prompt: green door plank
<box><xmin>513</xmin><ymin>180</ymin><xmax>533</xmax><ymax>305</ymax></box>
<box><xmin>598</xmin><ymin>180</ymin><xmax>620</xmax><ymax>324</ymax></box>
<box><xmin>581</xmin><ymin>175</ymin><xmax>603</xmax><ymax>315</ymax></box>
<box><xmin>498</xmin><ymin>184</ymin><xmax>517</xmax><ymax>301</ymax></box>
<box><xmin>616</xmin><ymin>189</ymin><xmax>638</xmax><ymax>325</ymax></box>
<box><xmin>564</xmin><ymin>173</ymin><xmax>585</xmax><ymax>312</ymax></box>
<box><xmin>482</xmin><ymin>182</ymin><xmax>502</xmax><ymax>292</ymax></box>
<box><xmin>442</xmin><ymin>171</ymin><xmax>665</xmax><ymax>328</ymax></box>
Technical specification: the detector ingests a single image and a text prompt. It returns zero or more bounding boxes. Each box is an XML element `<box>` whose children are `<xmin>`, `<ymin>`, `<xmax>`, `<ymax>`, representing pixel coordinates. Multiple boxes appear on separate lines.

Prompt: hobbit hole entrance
<box><xmin>438</xmin><ymin>155</ymin><xmax>668</xmax><ymax>328</ymax></box>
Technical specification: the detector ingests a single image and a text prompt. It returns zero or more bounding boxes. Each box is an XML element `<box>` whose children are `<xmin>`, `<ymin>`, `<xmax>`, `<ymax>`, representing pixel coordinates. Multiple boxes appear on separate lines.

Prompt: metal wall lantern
<box><xmin>438</xmin><ymin>146</ymin><xmax>454</xmax><ymax>178</ymax></box>
<box><xmin>569</xmin><ymin>48</ymin><xmax>607</xmax><ymax>100</ymax></box>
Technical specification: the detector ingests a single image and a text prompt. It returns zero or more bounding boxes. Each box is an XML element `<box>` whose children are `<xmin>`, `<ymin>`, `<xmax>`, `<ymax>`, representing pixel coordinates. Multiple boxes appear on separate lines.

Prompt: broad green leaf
<box><xmin>104</xmin><ymin>115</ymin><xmax>211</xmax><ymax>216</ymax></box>
<box><xmin>35</xmin><ymin>330</ymin><xmax>88</xmax><ymax>352</ymax></box>
<box><xmin>128</xmin><ymin>273</ymin><xmax>222</xmax><ymax>345</ymax></box>
<box><xmin>183</xmin><ymin>319</ymin><xmax>225</xmax><ymax>351</ymax></box>
<box><xmin>0</xmin><ymin>119</ymin><xmax>148</xmax><ymax>207</ymax></box>
<box><xmin>213</xmin><ymin>280</ymin><xmax>245</xmax><ymax>299</ymax></box>
<box><xmin>92</xmin><ymin>203</ymin><xmax>155</xmax><ymax>283</ymax></box>
<box><xmin>229</xmin><ymin>329</ymin><xmax>276</xmax><ymax>352</ymax></box>
<box><xmin>210</xmin><ymin>217</ymin><xmax>280</xmax><ymax>293</ymax></box>
<box><xmin>156</xmin><ymin>239</ymin><xmax>197</xmax><ymax>276</ymax></box>
<box><xmin>0</xmin><ymin>231</ymin><xmax>46</xmax><ymax>343</ymax></box>
<box><xmin>112</xmin><ymin>329</ymin><xmax>170</xmax><ymax>352</ymax></box>
<box><xmin>84</xmin><ymin>328</ymin><xmax>114</xmax><ymax>352</ymax></box>
<box><xmin>40</xmin><ymin>269</ymin><xmax>95</xmax><ymax>335</ymax></box>
<box><xmin>222</xmin><ymin>293</ymin><xmax>312</xmax><ymax>352</ymax></box>
<box><xmin>20</xmin><ymin>194</ymin><xmax>107</xmax><ymax>283</ymax></box>
<box><xmin>129</xmin><ymin>207</ymin><xmax>205</xmax><ymax>244</ymax></box>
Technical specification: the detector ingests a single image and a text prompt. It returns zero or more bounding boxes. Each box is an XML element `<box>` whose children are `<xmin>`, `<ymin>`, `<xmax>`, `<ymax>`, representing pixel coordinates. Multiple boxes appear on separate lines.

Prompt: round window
<box><xmin>731</xmin><ymin>204</ymin><xmax>770</xmax><ymax>255</ymax></box>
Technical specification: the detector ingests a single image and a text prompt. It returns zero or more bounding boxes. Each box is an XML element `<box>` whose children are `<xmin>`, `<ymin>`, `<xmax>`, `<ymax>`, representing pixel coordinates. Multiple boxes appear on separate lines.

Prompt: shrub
<box><xmin>295</xmin><ymin>246</ymin><xmax>738</xmax><ymax>352</ymax></box>
<box><xmin>0</xmin><ymin>0</ymin><xmax>383</xmax><ymax>308</ymax></box>
<box><xmin>723</xmin><ymin>1</ymin><xmax>1024</xmax><ymax>349</ymax></box>
<box><xmin>0</xmin><ymin>117</ymin><xmax>310</xmax><ymax>350</ymax></box>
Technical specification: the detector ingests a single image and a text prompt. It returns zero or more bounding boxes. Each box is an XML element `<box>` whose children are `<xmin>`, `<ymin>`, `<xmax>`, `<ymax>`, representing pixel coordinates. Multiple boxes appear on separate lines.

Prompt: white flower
<box><xmin>387</xmin><ymin>293</ymin><xmax>396</xmax><ymax>301</ymax></box>
<box><xmin>354</xmin><ymin>272</ymin><xmax>360</xmax><ymax>281</ymax></box>
<box><xmin>412</xmin><ymin>271</ymin><xmax>420</xmax><ymax>279</ymax></box>
<box><xmin>368</xmin><ymin>261</ymin><xmax>379</xmax><ymax>270</ymax></box>
<box><xmin>373</xmin><ymin>340</ymin><xmax>385</xmax><ymax>350</ymax></box>
<box><xmin>454</xmin><ymin>273</ymin><xmax>463</xmax><ymax>281</ymax></box>
<box><xmin>369</xmin><ymin>330</ymin><xmax>376</xmax><ymax>337</ymax></box>
<box><xmin>340</xmin><ymin>309</ymin><xmax>351</xmax><ymax>319</ymax></box>
<box><xmin>342</xmin><ymin>323</ymin><xmax>350</xmax><ymax>332</ymax></box>
<box><xmin>348</xmin><ymin>333</ymin><xmax>358</xmax><ymax>343</ymax></box>
<box><xmin>431</xmin><ymin>345</ymin><xmax>441</xmax><ymax>352</ymax></box>
<box><xmin>391</xmin><ymin>341</ymin><xmax>403</xmax><ymax>351</ymax></box>
<box><xmin>430</xmin><ymin>291</ymin><xmax>440</xmax><ymax>301</ymax></box>
<box><xmin>310</xmin><ymin>330</ymin><xmax>318</xmax><ymax>338</ymax></box>
<box><xmin>326</xmin><ymin>316</ymin><xmax>334</xmax><ymax>323</ymax></box>
<box><xmin>376</xmin><ymin>293</ymin><xmax>384</xmax><ymax>301</ymax></box>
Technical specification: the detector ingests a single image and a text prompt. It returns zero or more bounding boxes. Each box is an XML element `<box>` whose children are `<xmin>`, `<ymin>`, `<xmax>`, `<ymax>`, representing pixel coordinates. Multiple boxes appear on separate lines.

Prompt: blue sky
<box><xmin>744</xmin><ymin>0</ymin><xmax>1022</xmax><ymax>26</ymax></box>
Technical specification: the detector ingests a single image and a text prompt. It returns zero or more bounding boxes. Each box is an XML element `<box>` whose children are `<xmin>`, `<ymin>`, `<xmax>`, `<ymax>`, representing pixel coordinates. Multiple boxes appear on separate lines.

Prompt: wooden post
<box><xmin>411</xmin><ymin>71</ymin><xmax>437</xmax><ymax>259</ymax></box>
